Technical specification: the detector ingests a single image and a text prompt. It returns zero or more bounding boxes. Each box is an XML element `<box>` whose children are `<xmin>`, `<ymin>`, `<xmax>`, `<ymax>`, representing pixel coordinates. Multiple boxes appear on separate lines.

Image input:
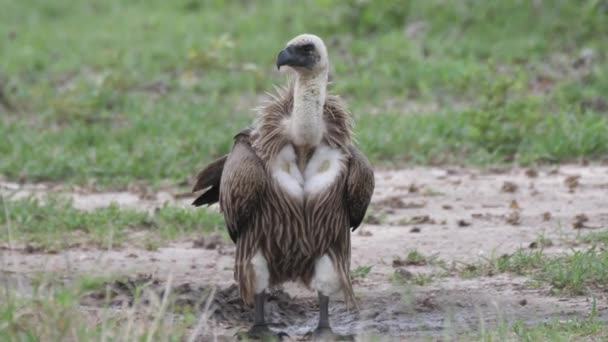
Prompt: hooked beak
<box><xmin>276</xmin><ymin>48</ymin><xmax>293</xmax><ymax>70</ymax></box>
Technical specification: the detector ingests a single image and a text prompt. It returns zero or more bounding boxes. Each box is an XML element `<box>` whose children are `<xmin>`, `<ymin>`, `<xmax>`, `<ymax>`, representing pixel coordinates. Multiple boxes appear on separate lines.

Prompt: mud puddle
<box><xmin>58</xmin><ymin>274</ymin><xmax>608</xmax><ymax>340</ymax></box>
<box><xmin>2</xmin><ymin>164</ymin><xmax>608</xmax><ymax>339</ymax></box>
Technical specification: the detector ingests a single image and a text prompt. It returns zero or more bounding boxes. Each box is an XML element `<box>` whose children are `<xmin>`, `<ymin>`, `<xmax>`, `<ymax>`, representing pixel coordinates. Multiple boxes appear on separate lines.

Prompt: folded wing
<box><xmin>345</xmin><ymin>145</ymin><xmax>375</xmax><ymax>231</ymax></box>
<box><xmin>218</xmin><ymin>131</ymin><xmax>267</xmax><ymax>243</ymax></box>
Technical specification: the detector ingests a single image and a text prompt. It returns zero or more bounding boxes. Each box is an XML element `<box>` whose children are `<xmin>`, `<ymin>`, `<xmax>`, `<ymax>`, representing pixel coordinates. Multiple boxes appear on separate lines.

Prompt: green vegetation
<box><xmin>351</xmin><ymin>265</ymin><xmax>373</xmax><ymax>279</ymax></box>
<box><xmin>458</xmin><ymin>247</ymin><xmax>608</xmax><ymax>295</ymax></box>
<box><xmin>391</xmin><ymin>242</ymin><xmax>608</xmax><ymax>294</ymax></box>
<box><xmin>0</xmin><ymin>196</ymin><xmax>224</xmax><ymax>251</ymax></box>
<box><xmin>404</xmin><ymin>249</ymin><xmax>430</xmax><ymax>266</ymax></box>
<box><xmin>1</xmin><ymin>1</ymin><xmax>607</xmax><ymax>187</ymax></box>
<box><xmin>1</xmin><ymin>1</ymin><xmax>607</xmax><ymax>340</ymax></box>
<box><xmin>579</xmin><ymin>231</ymin><xmax>608</xmax><ymax>246</ymax></box>
<box><xmin>469</xmin><ymin>301</ymin><xmax>606</xmax><ymax>342</ymax></box>
<box><xmin>0</xmin><ymin>274</ymin><xmax>202</xmax><ymax>341</ymax></box>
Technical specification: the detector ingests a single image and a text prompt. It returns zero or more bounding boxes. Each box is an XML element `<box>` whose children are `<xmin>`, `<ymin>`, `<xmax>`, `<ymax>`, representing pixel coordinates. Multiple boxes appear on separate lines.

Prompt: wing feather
<box><xmin>219</xmin><ymin>133</ymin><xmax>267</xmax><ymax>243</ymax></box>
<box><xmin>345</xmin><ymin>145</ymin><xmax>374</xmax><ymax>231</ymax></box>
<box><xmin>192</xmin><ymin>155</ymin><xmax>227</xmax><ymax>206</ymax></box>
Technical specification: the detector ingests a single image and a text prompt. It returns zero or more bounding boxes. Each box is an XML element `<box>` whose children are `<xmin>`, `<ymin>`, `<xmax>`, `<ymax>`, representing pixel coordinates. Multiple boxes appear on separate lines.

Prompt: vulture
<box><xmin>192</xmin><ymin>33</ymin><xmax>374</xmax><ymax>340</ymax></box>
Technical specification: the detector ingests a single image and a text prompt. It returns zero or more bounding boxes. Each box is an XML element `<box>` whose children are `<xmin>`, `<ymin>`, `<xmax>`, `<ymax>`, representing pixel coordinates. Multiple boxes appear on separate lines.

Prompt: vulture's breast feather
<box><xmin>271</xmin><ymin>144</ymin><xmax>347</xmax><ymax>200</ymax></box>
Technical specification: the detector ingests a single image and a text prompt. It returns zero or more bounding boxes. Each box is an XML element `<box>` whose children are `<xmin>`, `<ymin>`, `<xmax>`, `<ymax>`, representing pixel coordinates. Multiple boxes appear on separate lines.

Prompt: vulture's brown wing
<box><xmin>192</xmin><ymin>155</ymin><xmax>227</xmax><ymax>207</ymax></box>
<box><xmin>219</xmin><ymin>132</ymin><xmax>267</xmax><ymax>243</ymax></box>
<box><xmin>345</xmin><ymin>145</ymin><xmax>375</xmax><ymax>231</ymax></box>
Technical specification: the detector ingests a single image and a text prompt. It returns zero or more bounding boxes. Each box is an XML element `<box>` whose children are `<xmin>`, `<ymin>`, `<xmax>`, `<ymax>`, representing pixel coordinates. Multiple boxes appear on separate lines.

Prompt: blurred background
<box><xmin>1</xmin><ymin>0</ymin><xmax>607</xmax><ymax>188</ymax></box>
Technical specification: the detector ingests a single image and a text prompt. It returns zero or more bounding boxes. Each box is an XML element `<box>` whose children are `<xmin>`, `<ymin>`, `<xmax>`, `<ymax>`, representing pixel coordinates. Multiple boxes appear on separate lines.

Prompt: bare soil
<box><xmin>2</xmin><ymin>165</ymin><xmax>608</xmax><ymax>340</ymax></box>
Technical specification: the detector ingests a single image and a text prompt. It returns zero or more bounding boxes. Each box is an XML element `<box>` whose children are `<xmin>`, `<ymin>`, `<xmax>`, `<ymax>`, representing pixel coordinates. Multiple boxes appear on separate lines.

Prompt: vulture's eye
<box><xmin>300</xmin><ymin>43</ymin><xmax>315</xmax><ymax>53</ymax></box>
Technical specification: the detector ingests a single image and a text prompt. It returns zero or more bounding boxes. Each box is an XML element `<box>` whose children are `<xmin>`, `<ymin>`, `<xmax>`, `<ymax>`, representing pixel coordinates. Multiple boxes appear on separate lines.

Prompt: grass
<box><xmin>0</xmin><ymin>273</ymin><xmax>209</xmax><ymax>341</ymax></box>
<box><xmin>457</xmin><ymin>247</ymin><xmax>608</xmax><ymax>295</ymax></box>
<box><xmin>2</xmin><ymin>272</ymin><xmax>604</xmax><ymax>342</ymax></box>
<box><xmin>510</xmin><ymin>307</ymin><xmax>607</xmax><ymax>342</ymax></box>
<box><xmin>579</xmin><ymin>231</ymin><xmax>608</xmax><ymax>246</ymax></box>
<box><xmin>462</xmin><ymin>300</ymin><xmax>607</xmax><ymax>341</ymax></box>
<box><xmin>0</xmin><ymin>195</ymin><xmax>225</xmax><ymax>251</ymax></box>
<box><xmin>351</xmin><ymin>265</ymin><xmax>373</xmax><ymax>279</ymax></box>
<box><xmin>1</xmin><ymin>1</ymin><xmax>607</xmax><ymax>340</ymax></box>
<box><xmin>0</xmin><ymin>1</ymin><xmax>607</xmax><ymax>187</ymax></box>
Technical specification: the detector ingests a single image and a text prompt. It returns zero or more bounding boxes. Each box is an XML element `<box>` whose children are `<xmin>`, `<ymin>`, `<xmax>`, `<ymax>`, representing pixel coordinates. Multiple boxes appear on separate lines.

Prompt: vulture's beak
<box><xmin>276</xmin><ymin>48</ymin><xmax>293</xmax><ymax>70</ymax></box>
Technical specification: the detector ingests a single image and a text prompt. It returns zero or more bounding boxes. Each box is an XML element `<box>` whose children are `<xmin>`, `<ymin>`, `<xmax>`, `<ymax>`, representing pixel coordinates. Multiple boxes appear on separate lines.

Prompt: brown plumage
<box><xmin>191</xmin><ymin>33</ymin><xmax>374</xmax><ymax>338</ymax></box>
<box><xmin>193</xmin><ymin>84</ymin><xmax>374</xmax><ymax>303</ymax></box>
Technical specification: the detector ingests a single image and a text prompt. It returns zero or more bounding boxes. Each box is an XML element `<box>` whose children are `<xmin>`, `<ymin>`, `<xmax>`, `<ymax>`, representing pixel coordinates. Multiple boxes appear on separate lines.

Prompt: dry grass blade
<box><xmin>145</xmin><ymin>273</ymin><xmax>174</xmax><ymax>342</ymax></box>
<box><xmin>188</xmin><ymin>286</ymin><xmax>217</xmax><ymax>342</ymax></box>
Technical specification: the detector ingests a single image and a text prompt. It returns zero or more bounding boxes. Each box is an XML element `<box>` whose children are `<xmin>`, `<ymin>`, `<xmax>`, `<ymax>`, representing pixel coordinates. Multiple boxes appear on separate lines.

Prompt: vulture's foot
<box><xmin>236</xmin><ymin>324</ymin><xmax>288</xmax><ymax>341</ymax></box>
<box><xmin>305</xmin><ymin>326</ymin><xmax>355</xmax><ymax>341</ymax></box>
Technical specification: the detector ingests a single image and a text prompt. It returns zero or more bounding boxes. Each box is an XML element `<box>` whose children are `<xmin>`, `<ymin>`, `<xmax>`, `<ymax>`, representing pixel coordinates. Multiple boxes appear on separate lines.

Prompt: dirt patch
<box><xmin>2</xmin><ymin>164</ymin><xmax>608</xmax><ymax>339</ymax></box>
<box><xmin>70</xmin><ymin>274</ymin><xmax>607</xmax><ymax>340</ymax></box>
<box><xmin>0</xmin><ymin>181</ymin><xmax>193</xmax><ymax>211</ymax></box>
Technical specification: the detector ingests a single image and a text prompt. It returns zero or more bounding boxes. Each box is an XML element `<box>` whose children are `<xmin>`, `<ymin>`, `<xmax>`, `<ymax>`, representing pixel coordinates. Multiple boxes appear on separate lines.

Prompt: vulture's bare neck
<box><xmin>290</xmin><ymin>70</ymin><xmax>328</xmax><ymax>147</ymax></box>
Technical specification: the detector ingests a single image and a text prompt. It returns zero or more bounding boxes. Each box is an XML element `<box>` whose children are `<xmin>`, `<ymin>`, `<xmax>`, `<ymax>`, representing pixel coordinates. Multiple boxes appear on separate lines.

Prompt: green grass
<box><xmin>0</xmin><ymin>273</ymin><xmax>202</xmax><ymax>341</ymax></box>
<box><xmin>2</xmin><ymin>272</ymin><xmax>604</xmax><ymax>342</ymax></box>
<box><xmin>0</xmin><ymin>1</ymin><xmax>607</xmax><ymax>187</ymax></box>
<box><xmin>463</xmin><ymin>301</ymin><xmax>607</xmax><ymax>341</ymax></box>
<box><xmin>458</xmin><ymin>247</ymin><xmax>608</xmax><ymax>295</ymax></box>
<box><xmin>510</xmin><ymin>309</ymin><xmax>607</xmax><ymax>342</ymax></box>
<box><xmin>579</xmin><ymin>231</ymin><xmax>608</xmax><ymax>246</ymax></box>
<box><xmin>0</xmin><ymin>196</ymin><xmax>225</xmax><ymax>251</ymax></box>
<box><xmin>351</xmin><ymin>265</ymin><xmax>373</xmax><ymax>279</ymax></box>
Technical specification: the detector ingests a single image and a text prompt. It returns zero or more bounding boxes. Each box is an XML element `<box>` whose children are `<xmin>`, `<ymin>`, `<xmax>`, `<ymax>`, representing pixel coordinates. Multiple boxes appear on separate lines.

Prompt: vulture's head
<box><xmin>276</xmin><ymin>34</ymin><xmax>329</xmax><ymax>74</ymax></box>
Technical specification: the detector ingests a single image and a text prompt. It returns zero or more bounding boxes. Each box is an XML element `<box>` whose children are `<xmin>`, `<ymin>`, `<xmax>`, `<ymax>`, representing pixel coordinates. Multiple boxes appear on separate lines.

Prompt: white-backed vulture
<box><xmin>192</xmin><ymin>33</ymin><xmax>374</xmax><ymax>340</ymax></box>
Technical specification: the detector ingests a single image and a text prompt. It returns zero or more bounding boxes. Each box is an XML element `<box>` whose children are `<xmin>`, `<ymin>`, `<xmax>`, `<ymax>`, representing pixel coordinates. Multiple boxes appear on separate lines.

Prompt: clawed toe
<box><xmin>236</xmin><ymin>324</ymin><xmax>288</xmax><ymax>341</ymax></box>
<box><xmin>305</xmin><ymin>326</ymin><xmax>354</xmax><ymax>341</ymax></box>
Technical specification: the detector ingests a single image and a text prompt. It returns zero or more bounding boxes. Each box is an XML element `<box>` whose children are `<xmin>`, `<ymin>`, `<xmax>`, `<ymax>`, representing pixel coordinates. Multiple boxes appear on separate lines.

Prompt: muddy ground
<box><xmin>1</xmin><ymin>165</ymin><xmax>608</xmax><ymax>340</ymax></box>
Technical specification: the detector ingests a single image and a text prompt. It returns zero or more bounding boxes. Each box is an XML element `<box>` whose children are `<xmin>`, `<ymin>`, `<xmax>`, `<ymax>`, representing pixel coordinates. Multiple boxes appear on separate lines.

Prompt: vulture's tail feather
<box><xmin>191</xmin><ymin>155</ymin><xmax>227</xmax><ymax>207</ymax></box>
<box><xmin>192</xmin><ymin>186</ymin><xmax>220</xmax><ymax>207</ymax></box>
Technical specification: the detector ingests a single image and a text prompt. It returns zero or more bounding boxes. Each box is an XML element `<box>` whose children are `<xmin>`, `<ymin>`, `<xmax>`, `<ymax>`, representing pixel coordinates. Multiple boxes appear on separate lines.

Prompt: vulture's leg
<box><xmin>242</xmin><ymin>291</ymin><xmax>271</xmax><ymax>337</ymax></box>
<box><xmin>307</xmin><ymin>255</ymin><xmax>355</xmax><ymax>341</ymax></box>
<box><xmin>237</xmin><ymin>252</ymin><xmax>288</xmax><ymax>341</ymax></box>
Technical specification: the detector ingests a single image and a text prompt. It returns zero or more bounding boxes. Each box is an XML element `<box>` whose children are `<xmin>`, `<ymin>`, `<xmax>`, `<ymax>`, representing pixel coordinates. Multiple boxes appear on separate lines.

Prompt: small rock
<box><xmin>411</xmin><ymin>215</ymin><xmax>435</xmax><ymax>225</ymax></box>
<box><xmin>192</xmin><ymin>236</ymin><xmax>206</xmax><ymax>248</ymax></box>
<box><xmin>408</xmin><ymin>183</ymin><xmax>420</xmax><ymax>193</ymax></box>
<box><xmin>573</xmin><ymin>214</ymin><xmax>589</xmax><ymax>229</ymax></box>
<box><xmin>376</xmin><ymin>197</ymin><xmax>426</xmax><ymax>209</ymax></box>
<box><xmin>525</xmin><ymin>168</ymin><xmax>538</xmax><ymax>178</ymax></box>
<box><xmin>457</xmin><ymin>219</ymin><xmax>471</xmax><ymax>227</ymax></box>
<box><xmin>392</xmin><ymin>258</ymin><xmax>406</xmax><ymax>267</ymax></box>
<box><xmin>364</xmin><ymin>213</ymin><xmax>383</xmax><ymax>225</ymax></box>
<box><xmin>357</xmin><ymin>229</ymin><xmax>373</xmax><ymax>237</ymax></box>
<box><xmin>509</xmin><ymin>200</ymin><xmax>520</xmax><ymax>210</ymax></box>
<box><xmin>24</xmin><ymin>244</ymin><xmax>42</xmax><ymax>254</ymax></box>
<box><xmin>501</xmin><ymin>181</ymin><xmax>518</xmax><ymax>193</ymax></box>
<box><xmin>442</xmin><ymin>204</ymin><xmax>453</xmax><ymax>210</ymax></box>
<box><xmin>506</xmin><ymin>211</ymin><xmax>521</xmax><ymax>225</ymax></box>
<box><xmin>192</xmin><ymin>234</ymin><xmax>223</xmax><ymax>249</ymax></box>
<box><xmin>564</xmin><ymin>175</ymin><xmax>581</xmax><ymax>192</ymax></box>
<box><xmin>419</xmin><ymin>296</ymin><xmax>438</xmax><ymax>309</ymax></box>
<box><xmin>410</xmin><ymin>227</ymin><xmax>421</xmax><ymax>233</ymax></box>
<box><xmin>395</xmin><ymin>268</ymin><xmax>414</xmax><ymax>280</ymax></box>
